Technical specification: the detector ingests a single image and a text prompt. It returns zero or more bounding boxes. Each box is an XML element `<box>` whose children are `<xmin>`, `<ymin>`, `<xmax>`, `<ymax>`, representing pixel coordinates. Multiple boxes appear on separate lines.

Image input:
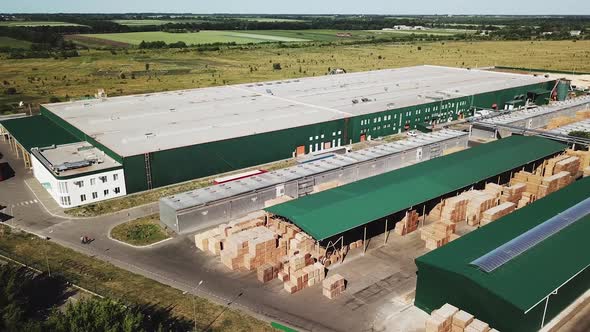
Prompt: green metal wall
<box><xmin>39</xmin><ymin>80</ymin><xmax>556</xmax><ymax>194</ymax></box>
<box><xmin>124</xmin><ymin>119</ymin><xmax>347</xmax><ymax>193</ymax></box>
<box><xmin>415</xmin><ymin>262</ymin><xmax>589</xmax><ymax>332</ymax></box>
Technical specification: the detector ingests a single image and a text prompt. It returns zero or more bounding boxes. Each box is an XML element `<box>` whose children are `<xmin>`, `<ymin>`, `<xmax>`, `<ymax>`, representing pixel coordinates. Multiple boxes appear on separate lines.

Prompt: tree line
<box><xmin>0</xmin><ymin>264</ymin><xmax>191</xmax><ymax>332</ymax></box>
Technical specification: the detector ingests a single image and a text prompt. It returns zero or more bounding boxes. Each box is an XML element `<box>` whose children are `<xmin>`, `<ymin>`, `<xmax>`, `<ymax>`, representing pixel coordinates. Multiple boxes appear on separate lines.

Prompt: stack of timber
<box><xmin>283</xmin><ymin>262</ymin><xmax>325</xmax><ymax>294</ymax></box>
<box><xmin>349</xmin><ymin>239</ymin><xmax>364</xmax><ymax>251</ymax></box>
<box><xmin>421</xmin><ymin>222</ymin><xmax>456</xmax><ymax>250</ymax></box>
<box><xmin>440</xmin><ymin>196</ymin><xmax>470</xmax><ymax>223</ymax></box>
<box><xmin>220</xmin><ymin>226</ymin><xmax>285</xmax><ymax>271</ymax></box>
<box><xmin>322</xmin><ymin>274</ymin><xmax>346</xmax><ymax>299</ymax></box>
<box><xmin>452</xmin><ymin>310</ymin><xmax>474</xmax><ymax>332</ymax></box>
<box><xmin>426</xmin><ymin>303</ymin><xmax>459</xmax><ymax>332</ymax></box>
<box><xmin>554</xmin><ymin>157</ymin><xmax>581</xmax><ymax>176</ymax></box>
<box><xmin>394</xmin><ymin>209</ymin><xmax>420</xmax><ymax>236</ymax></box>
<box><xmin>464</xmin><ymin>191</ymin><xmax>498</xmax><ymax>226</ymax></box>
<box><xmin>584</xmin><ymin>166</ymin><xmax>590</xmax><ymax>177</ymax></box>
<box><xmin>565</xmin><ymin>149</ymin><xmax>590</xmax><ymax>173</ymax></box>
<box><xmin>499</xmin><ymin>183</ymin><xmax>526</xmax><ymax>204</ymax></box>
<box><xmin>510</xmin><ymin>170</ymin><xmax>573</xmax><ymax>200</ymax></box>
<box><xmin>483</xmin><ymin>183</ymin><xmax>504</xmax><ymax>197</ymax></box>
<box><xmin>517</xmin><ymin>192</ymin><xmax>537</xmax><ymax>209</ymax></box>
<box><xmin>480</xmin><ymin>202</ymin><xmax>516</xmax><ymax>226</ymax></box>
<box><xmin>426</xmin><ymin>304</ymin><xmax>499</xmax><ymax>332</ymax></box>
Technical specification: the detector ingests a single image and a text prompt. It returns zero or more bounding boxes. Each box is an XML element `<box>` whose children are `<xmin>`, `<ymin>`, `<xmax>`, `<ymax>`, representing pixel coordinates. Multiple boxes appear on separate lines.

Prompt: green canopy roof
<box><xmin>0</xmin><ymin>115</ymin><xmax>79</xmax><ymax>151</ymax></box>
<box><xmin>265</xmin><ymin>136</ymin><xmax>566</xmax><ymax>240</ymax></box>
<box><xmin>416</xmin><ymin>177</ymin><xmax>590</xmax><ymax>312</ymax></box>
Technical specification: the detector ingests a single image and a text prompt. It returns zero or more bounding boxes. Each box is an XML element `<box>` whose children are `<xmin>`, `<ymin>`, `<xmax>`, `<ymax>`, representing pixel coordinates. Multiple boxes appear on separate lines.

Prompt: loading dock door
<box><xmin>360</xmin><ymin>134</ymin><xmax>366</xmax><ymax>142</ymax></box>
<box><xmin>296</xmin><ymin>145</ymin><xmax>305</xmax><ymax>156</ymax></box>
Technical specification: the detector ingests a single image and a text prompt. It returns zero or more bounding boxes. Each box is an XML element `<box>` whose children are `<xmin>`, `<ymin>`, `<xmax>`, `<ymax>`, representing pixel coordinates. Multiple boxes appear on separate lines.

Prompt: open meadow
<box><xmin>1</xmin><ymin>40</ymin><xmax>589</xmax><ymax>114</ymax></box>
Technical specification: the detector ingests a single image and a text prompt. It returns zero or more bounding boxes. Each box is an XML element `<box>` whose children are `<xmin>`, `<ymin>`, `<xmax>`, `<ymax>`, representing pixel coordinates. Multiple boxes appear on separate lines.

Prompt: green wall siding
<box><xmin>126</xmin><ymin>119</ymin><xmax>347</xmax><ymax>192</ymax></box>
<box><xmin>415</xmin><ymin>262</ymin><xmax>589</xmax><ymax>332</ymax></box>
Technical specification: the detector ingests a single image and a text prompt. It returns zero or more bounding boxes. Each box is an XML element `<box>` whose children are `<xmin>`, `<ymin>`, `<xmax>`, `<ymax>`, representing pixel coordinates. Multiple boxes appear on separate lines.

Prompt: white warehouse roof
<box><xmin>43</xmin><ymin>65</ymin><xmax>553</xmax><ymax>157</ymax></box>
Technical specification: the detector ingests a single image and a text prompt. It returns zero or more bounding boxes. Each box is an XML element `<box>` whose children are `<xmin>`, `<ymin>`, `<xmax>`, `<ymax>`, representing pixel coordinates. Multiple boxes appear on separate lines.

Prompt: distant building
<box><xmin>570</xmin><ymin>30</ymin><xmax>582</xmax><ymax>37</ymax></box>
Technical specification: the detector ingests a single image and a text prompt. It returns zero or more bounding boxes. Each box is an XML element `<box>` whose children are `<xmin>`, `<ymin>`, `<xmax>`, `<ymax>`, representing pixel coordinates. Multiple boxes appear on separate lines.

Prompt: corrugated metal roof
<box><xmin>161</xmin><ymin>129</ymin><xmax>466</xmax><ymax>211</ymax></box>
<box><xmin>265</xmin><ymin>136</ymin><xmax>566</xmax><ymax>240</ymax></box>
<box><xmin>0</xmin><ymin>115</ymin><xmax>80</xmax><ymax>151</ymax></box>
<box><xmin>416</xmin><ymin>176</ymin><xmax>590</xmax><ymax>312</ymax></box>
<box><xmin>43</xmin><ymin>65</ymin><xmax>554</xmax><ymax>157</ymax></box>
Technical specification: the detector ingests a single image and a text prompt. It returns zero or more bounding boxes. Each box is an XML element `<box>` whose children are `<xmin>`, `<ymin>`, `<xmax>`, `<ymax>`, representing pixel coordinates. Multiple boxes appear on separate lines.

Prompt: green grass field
<box><xmin>0</xmin><ymin>36</ymin><xmax>32</xmax><ymax>48</ymax></box>
<box><xmin>112</xmin><ymin>19</ymin><xmax>207</xmax><ymax>26</ymax></box>
<box><xmin>369</xmin><ymin>28</ymin><xmax>475</xmax><ymax>36</ymax></box>
<box><xmin>0</xmin><ymin>21</ymin><xmax>83</xmax><ymax>27</ymax></box>
<box><xmin>110</xmin><ymin>214</ymin><xmax>170</xmax><ymax>246</ymax></box>
<box><xmin>2</xmin><ymin>40</ymin><xmax>589</xmax><ymax>116</ymax></box>
<box><xmin>79</xmin><ymin>31</ymin><xmax>309</xmax><ymax>45</ymax></box>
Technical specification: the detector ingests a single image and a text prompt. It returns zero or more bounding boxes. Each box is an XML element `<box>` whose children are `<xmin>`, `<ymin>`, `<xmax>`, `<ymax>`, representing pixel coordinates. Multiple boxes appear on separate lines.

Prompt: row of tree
<box><xmin>0</xmin><ymin>264</ymin><xmax>191</xmax><ymax>332</ymax></box>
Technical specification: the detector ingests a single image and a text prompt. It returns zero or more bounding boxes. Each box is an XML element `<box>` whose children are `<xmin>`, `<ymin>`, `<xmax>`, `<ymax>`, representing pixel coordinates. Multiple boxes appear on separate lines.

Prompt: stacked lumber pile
<box><xmin>220</xmin><ymin>226</ymin><xmax>285</xmax><ymax>271</ymax></box>
<box><xmin>421</xmin><ymin>222</ymin><xmax>456</xmax><ymax>250</ymax></box>
<box><xmin>499</xmin><ymin>183</ymin><xmax>526</xmax><ymax>204</ymax></box>
<box><xmin>394</xmin><ymin>209</ymin><xmax>420</xmax><ymax>236</ymax></box>
<box><xmin>257</xmin><ymin>263</ymin><xmax>279</xmax><ymax>283</ymax></box>
<box><xmin>322</xmin><ymin>274</ymin><xmax>345</xmax><ymax>299</ymax></box>
<box><xmin>349</xmin><ymin>239</ymin><xmax>364</xmax><ymax>251</ymax></box>
<box><xmin>565</xmin><ymin>149</ymin><xmax>590</xmax><ymax>172</ymax></box>
<box><xmin>483</xmin><ymin>183</ymin><xmax>503</xmax><ymax>197</ymax></box>
<box><xmin>554</xmin><ymin>157</ymin><xmax>581</xmax><ymax>176</ymax></box>
<box><xmin>543</xmin><ymin>155</ymin><xmax>573</xmax><ymax>177</ymax></box>
<box><xmin>510</xmin><ymin>171</ymin><xmax>544</xmax><ymax>197</ymax></box>
<box><xmin>426</xmin><ymin>303</ymin><xmax>459</xmax><ymax>332</ymax></box>
<box><xmin>440</xmin><ymin>196</ymin><xmax>470</xmax><ymax>223</ymax></box>
<box><xmin>464</xmin><ymin>191</ymin><xmax>498</xmax><ymax>226</ymax></box>
<box><xmin>289</xmin><ymin>232</ymin><xmax>316</xmax><ymax>256</ymax></box>
<box><xmin>480</xmin><ymin>202</ymin><xmax>516</xmax><ymax>226</ymax></box>
<box><xmin>194</xmin><ymin>228</ymin><xmax>222</xmax><ymax>253</ymax></box>
<box><xmin>426</xmin><ymin>304</ymin><xmax>499</xmax><ymax>332</ymax></box>
<box><xmin>283</xmin><ymin>262</ymin><xmax>325</xmax><ymax>294</ymax></box>
<box><xmin>538</xmin><ymin>171</ymin><xmax>573</xmax><ymax>197</ymax></box>
<box><xmin>517</xmin><ymin>192</ymin><xmax>536</xmax><ymax>209</ymax></box>
<box><xmin>452</xmin><ymin>310</ymin><xmax>474</xmax><ymax>332</ymax></box>
<box><xmin>585</xmin><ymin>166</ymin><xmax>590</xmax><ymax>177</ymax></box>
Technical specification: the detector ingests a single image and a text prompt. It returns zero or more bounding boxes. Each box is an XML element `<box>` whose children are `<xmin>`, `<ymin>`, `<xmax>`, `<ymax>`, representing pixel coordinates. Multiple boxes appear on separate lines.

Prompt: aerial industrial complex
<box><xmin>1</xmin><ymin>65</ymin><xmax>559</xmax><ymax>207</ymax></box>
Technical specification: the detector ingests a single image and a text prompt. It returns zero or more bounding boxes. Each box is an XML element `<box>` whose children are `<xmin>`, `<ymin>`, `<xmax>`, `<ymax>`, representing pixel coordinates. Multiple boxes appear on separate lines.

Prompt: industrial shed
<box><xmin>38</xmin><ymin>66</ymin><xmax>556</xmax><ymax>193</ymax></box>
<box><xmin>414</xmin><ymin>176</ymin><xmax>590</xmax><ymax>332</ymax></box>
<box><xmin>265</xmin><ymin>136</ymin><xmax>566</xmax><ymax>242</ymax></box>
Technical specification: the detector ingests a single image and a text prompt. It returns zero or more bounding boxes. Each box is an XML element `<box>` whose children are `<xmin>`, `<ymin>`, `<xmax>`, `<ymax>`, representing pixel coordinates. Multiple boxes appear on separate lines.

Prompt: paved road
<box><xmin>0</xmin><ymin>139</ymin><xmax>374</xmax><ymax>332</ymax></box>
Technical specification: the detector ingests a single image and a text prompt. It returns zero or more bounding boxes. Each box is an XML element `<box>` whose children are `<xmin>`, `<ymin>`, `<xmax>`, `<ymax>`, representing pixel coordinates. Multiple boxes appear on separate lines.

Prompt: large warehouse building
<box><xmin>265</xmin><ymin>136</ymin><xmax>566</xmax><ymax>243</ymax></box>
<box><xmin>1</xmin><ymin>65</ymin><xmax>557</xmax><ymax>207</ymax></box>
<box><xmin>414</xmin><ymin>177</ymin><xmax>590</xmax><ymax>332</ymax></box>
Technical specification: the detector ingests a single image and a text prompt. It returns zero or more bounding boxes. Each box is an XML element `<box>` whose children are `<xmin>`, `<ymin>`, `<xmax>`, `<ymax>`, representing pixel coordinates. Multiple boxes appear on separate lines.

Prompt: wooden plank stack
<box><xmin>480</xmin><ymin>202</ymin><xmax>516</xmax><ymax>226</ymax></box>
<box><xmin>322</xmin><ymin>273</ymin><xmax>345</xmax><ymax>299</ymax></box>
<box><xmin>464</xmin><ymin>319</ymin><xmax>490</xmax><ymax>332</ymax></box>
<box><xmin>440</xmin><ymin>196</ymin><xmax>470</xmax><ymax>223</ymax></box>
<box><xmin>483</xmin><ymin>183</ymin><xmax>503</xmax><ymax>197</ymax></box>
<box><xmin>517</xmin><ymin>192</ymin><xmax>536</xmax><ymax>209</ymax></box>
<box><xmin>394</xmin><ymin>209</ymin><xmax>420</xmax><ymax>236</ymax></box>
<box><xmin>565</xmin><ymin>149</ymin><xmax>590</xmax><ymax>172</ymax></box>
<box><xmin>421</xmin><ymin>222</ymin><xmax>456</xmax><ymax>250</ymax></box>
<box><xmin>194</xmin><ymin>228</ymin><xmax>221</xmax><ymax>252</ymax></box>
<box><xmin>464</xmin><ymin>191</ymin><xmax>498</xmax><ymax>226</ymax></box>
<box><xmin>584</xmin><ymin>166</ymin><xmax>590</xmax><ymax>177</ymax></box>
<box><xmin>499</xmin><ymin>183</ymin><xmax>526</xmax><ymax>204</ymax></box>
<box><xmin>284</xmin><ymin>262</ymin><xmax>325</xmax><ymax>294</ymax></box>
<box><xmin>554</xmin><ymin>156</ymin><xmax>581</xmax><ymax>176</ymax></box>
<box><xmin>543</xmin><ymin>155</ymin><xmax>572</xmax><ymax>177</ymax></box>
<box><xmin>220</xmin><ymin>226</ymin><xmax>286</xmax><ymax>271</ymax></box>
<box><xmin>451</xmin><ymin>310</ymin><xmax>474</xmax><ymax>332</ymax></box>
<box><xmin>427</xmin><ymin>304</ymin><xmax>497</xmax><ymax>332</ymax></box>
<box><xmin>426</xmin><ymin>303</ymin><xmax>459</xmax><ymax>332</ymax></box>
<box><xmin>257</xmin><ymin>263</ymin><xmax>279</xmax><ymax>283</ymax></box>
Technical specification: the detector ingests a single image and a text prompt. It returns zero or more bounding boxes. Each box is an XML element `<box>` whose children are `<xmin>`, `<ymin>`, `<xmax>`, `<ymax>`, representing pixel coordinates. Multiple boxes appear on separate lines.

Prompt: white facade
<box><xmin>31</xmin><ymin>154</ymin><xmax>127</xmax><ymax>208</ymax></box>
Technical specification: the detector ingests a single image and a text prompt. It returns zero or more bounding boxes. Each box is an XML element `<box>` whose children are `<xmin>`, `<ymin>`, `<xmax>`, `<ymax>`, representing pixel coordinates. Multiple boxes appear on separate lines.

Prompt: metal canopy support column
<box><xmin>384</xmin><ymin>218</ymin><xmax>388</xmax><ymax>245</ymax></box>
<box><xmin>421</xmin><ymin>204</ymin><xmax>426</xmax><ymax>228</ymax></box>
<box><xmin>363</xmin><ymin>226</ymin><xmax>367</xmax><ymax>255</ymax></box>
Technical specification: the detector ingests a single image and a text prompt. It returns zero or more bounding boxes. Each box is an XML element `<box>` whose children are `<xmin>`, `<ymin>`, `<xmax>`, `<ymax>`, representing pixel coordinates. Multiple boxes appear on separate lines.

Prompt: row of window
<box><xmin>360</xmin><ymin>101</ymin><xmax>470</xmax><ymax>127</ymax></box>
<box><xmin>73</xmin><ymin>174</ymin><xmax>119</xmax><ymax>188</ymax></box>
<box><xmin>79</xmin><ymin>187</ymin><xmax>121</xmax><ymax>202</ymax></box>
<box><xmin>309</xmin><ymin>138</ymin><xmax>341</xmax><ymax>153</ymax></box>
<box><xmin>308</xmin><ymin>131</ymin><xmax>342</xmax><ymax>141</ymax></box>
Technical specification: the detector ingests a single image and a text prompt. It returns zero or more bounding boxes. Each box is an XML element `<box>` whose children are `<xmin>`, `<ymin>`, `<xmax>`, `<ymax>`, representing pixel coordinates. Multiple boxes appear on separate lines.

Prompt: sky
<box><xmin>2</xmin><ymin>0</ymin><xmax>589</xmax><ymax>15</ymax></box>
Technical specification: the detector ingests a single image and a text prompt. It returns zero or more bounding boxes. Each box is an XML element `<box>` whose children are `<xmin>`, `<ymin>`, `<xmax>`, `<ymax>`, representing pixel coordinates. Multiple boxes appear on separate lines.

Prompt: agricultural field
<box><xmin>369</xmin><ymin>28</ymin><xmax>475</xmax><ymax>36</ymax></box>
<box><xmin>0</xmin><ymin>21</ymin><xmax>83</xmax><ymax>27</ymax></box>
<box><xmin>112</xmin><ymin>19</ymin><xmax>206</xmax><ymax>26</ymax></box>
<box><xmin>0</xmin><ymin>36</ymin><xmax>32</xmax><ymax>48</ymax></box>
<box><xmin>77</xmin><ymin>30</ymin><xmax>310</xmax><ymax>46</ymax></box>
<box><xmin>1</xmin><ymin>40</ymin><xmax>589</xmax><ymax>115</ymax></box>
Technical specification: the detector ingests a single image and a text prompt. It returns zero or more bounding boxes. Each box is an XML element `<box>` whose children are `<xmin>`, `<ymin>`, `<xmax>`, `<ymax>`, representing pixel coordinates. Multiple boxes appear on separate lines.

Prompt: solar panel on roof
<box><xmin>471</xmin><ymin>197</ymin><xmax>590</xmax><ymax>273</ymax></box>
